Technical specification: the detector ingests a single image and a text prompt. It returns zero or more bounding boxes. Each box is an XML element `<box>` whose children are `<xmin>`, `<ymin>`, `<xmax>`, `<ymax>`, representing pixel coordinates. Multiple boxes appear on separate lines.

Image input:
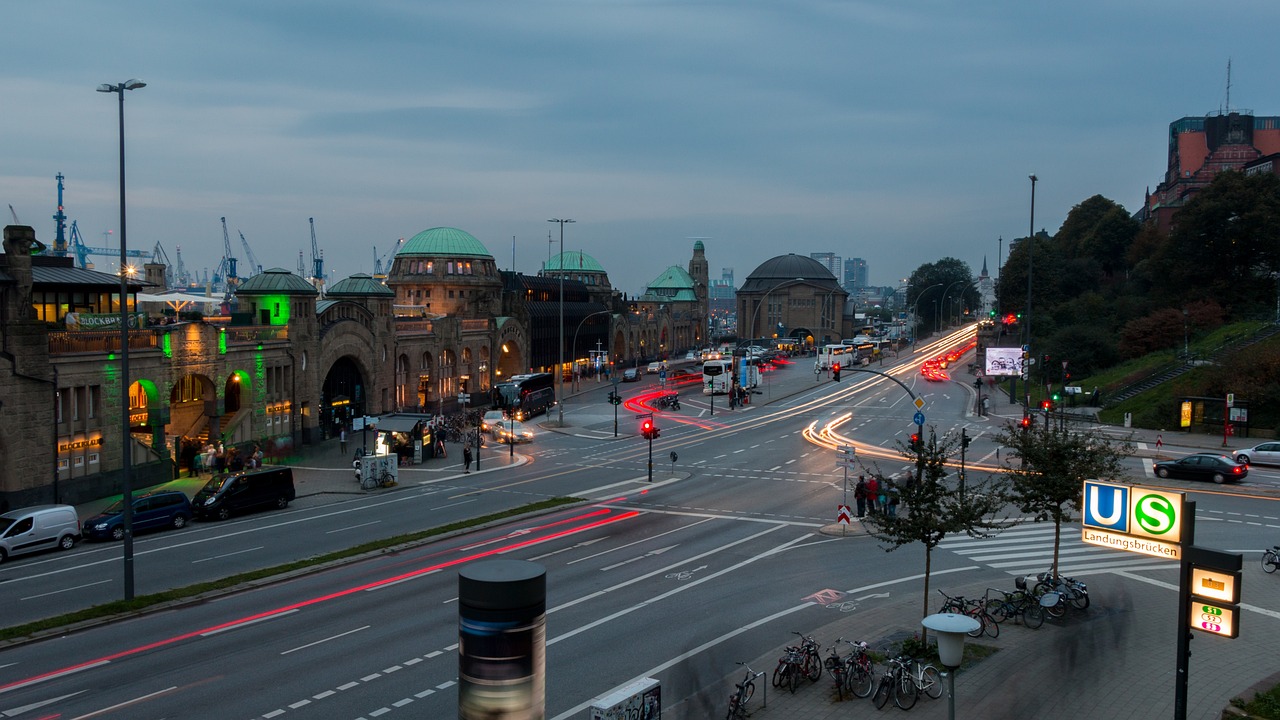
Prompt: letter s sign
<box><xmin>1129</xmin><ymin>489</ymin><xmax>1183</xmax><ymax>543</ymax></box>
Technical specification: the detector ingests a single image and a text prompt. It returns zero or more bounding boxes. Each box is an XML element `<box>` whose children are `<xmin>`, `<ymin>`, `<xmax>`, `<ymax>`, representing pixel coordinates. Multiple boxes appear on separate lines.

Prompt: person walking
<box><xmin>463</xmin><ymin>444</ymin><xmax>473</xmax><ymax>474</ymax></box>
<box><xmin>339</xmin><ymin>427</ymin><xmax>348</xmax><ymax>455</ymax></box>
<box><xmin>854</xmin><ymin>476</ymin><xmax>868</xmax><ymax>518</ymax></box>
<box><xmin>886</xmin><ymin>479</ymin><xmax>899</xmax><ymax>518</ymax></box>
<box><xmin>865</xmin><ymin>475</ymin><xmax>879</xmax><ymax>515</ymax></box>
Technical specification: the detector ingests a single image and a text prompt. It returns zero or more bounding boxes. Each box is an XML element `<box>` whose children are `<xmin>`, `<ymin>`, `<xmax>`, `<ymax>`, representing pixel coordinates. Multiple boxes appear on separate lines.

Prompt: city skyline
<box><xmin>4</xmin><ymin>2</ymin><xmax>1277</xmax><ymax>294</ymax></box>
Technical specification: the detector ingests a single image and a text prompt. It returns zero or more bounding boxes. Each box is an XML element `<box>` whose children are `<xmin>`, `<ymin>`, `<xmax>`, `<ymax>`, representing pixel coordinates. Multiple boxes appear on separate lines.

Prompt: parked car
<box><xmin>622</xmin><ymin>367</ymin><xmax>641</xmax><ymax>382</ymax></box>
<box><xmin>646</xmin><ymin>362</ymin><xmax>664</xmax><ymax>374</ymax></box>
<box><xmin>494</xmin><ymin>420</ymin><xmax>534</xmax><ymax>444</ymax></box>
<box><xmin>1153</xmin><ymin>453</ymin><xmax>1248</xmax><ymax>484</ymax></box>
<box><xmin>481</xmin><ymin>410</ymin><xmax>507</xmax><ymax>438</ymax></box>
<box><xmin>193</xmin><ymin>467</ymin><xmax>296</xmax><ymax>521</ymax></box>
<box><xmin>1233</xmin><ymin>442</ymin><xmax>1280</xmax><ymax>467</ymax></box>
<box><xmin>0</xmin><ymin>505</ymin><xmax>80</xmax><ymax>562</ymax></box>
<box><xmin>82</xmin><ymin>490</ymin><xmax>193</xmax><ymax>541</ymax></box>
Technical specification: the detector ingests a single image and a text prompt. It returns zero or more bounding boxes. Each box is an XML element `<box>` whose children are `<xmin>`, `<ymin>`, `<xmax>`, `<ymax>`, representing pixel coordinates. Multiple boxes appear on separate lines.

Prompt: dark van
<box><xmin>193</xmin><ymin>467</ymin><xmax>296</xmax><ymax>521</ymax></box>
<box><xmin>83</xmin><ymin>490</ymin><xmax>193</xmax><ymax>540</ymax></box>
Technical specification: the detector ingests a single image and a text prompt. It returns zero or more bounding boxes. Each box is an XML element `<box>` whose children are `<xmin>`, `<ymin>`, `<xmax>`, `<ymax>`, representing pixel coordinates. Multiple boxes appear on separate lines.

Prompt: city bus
<box><xmin>493</xmin><ymin>372</ymin><xmax>556</xmax><ymax>420</ymax></box>
<box><xmin>702</xmin><ymin>358</ymin><xmax>732</xmax><ymax>395</ymax></box>
<box><xmin>817</xmin><ymin>343</ymin><xmax>853</xmax><ymax>371</ymax></box>
<box><xmin>737</xmin><ymin>352</ymin><xmax>763</xmax><ymax>389</ymax></box>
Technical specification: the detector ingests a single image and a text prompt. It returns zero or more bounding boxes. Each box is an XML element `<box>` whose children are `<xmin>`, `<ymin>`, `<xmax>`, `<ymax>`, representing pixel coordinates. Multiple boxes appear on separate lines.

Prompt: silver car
<box><xmin>1233</xmin><ymin>442</ymin><xmax>1280</xmax><ymax>466</ymax></box>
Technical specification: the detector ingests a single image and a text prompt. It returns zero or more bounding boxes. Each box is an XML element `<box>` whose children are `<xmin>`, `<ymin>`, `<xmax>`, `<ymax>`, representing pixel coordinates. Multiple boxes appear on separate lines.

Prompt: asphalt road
<box><xmin>2</xmin><ymin>329</ymin><xmax>1278</xmax><ymax>719</ymax></box>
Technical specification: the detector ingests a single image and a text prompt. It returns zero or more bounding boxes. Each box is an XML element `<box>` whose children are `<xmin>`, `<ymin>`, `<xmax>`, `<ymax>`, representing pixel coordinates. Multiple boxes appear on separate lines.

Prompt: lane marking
<box><xmin>281</xmin><ymin>626</ymin><xmax>370</xmax><ymax>655</ymax></box>
<box><xmin>191</xmin><ymin>546</ymin><xmax>265</xmax><ymax>563</ymax></box>
<box><xmin>20</xmin><ymin>579</ymin><xmax>111</xmax><ymax>601</ymax></box>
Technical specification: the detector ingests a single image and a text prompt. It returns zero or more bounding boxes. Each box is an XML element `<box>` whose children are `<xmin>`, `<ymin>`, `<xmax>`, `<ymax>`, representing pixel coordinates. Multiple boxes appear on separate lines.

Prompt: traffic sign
<box><xmin>836</xmin><ymin>505</ymin><xmax>852</xmax><ymax>525</ymax></box>
<box><xmin>913</xmin><ymin>397</ymin><xmax>925</xmax><ymax>410</ymax></box>
<box><xmin>836</xmin><ymin>445</ymin><xmax>855</xmax><ymax>457</ymax></box>
<box><xmin>458</xmin><ymin>393</ymin><xmax>471</xmax><ymax>403</ymax></box>
<box><xmin>1190</xmin><ymin>601</ymin><xmax>1238</xmax><ymax>638</ymax></box>
<box><xmin>913</xmin><ymin>411</ymin><xmax>925</xmax><ymax>426</ymax></box>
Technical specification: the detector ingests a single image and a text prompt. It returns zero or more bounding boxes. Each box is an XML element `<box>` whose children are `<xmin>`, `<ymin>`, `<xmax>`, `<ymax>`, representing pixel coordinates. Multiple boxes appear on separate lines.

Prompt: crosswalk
<box><xmin>938</xmin><ymin>522</ymin><xmax>1178</xmax><ymax>577</ymax></box>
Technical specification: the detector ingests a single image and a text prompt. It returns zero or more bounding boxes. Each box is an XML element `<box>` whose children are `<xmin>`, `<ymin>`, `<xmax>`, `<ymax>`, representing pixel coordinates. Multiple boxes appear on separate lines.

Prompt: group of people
<box><xmin>179</xmin><ymin>437</ymin><xmax>264</xmax><ymax>478</ymax></box>
<box><xmin>853</xmin><ymin>471</ymin><xmax>914</xmax><ymax>519</ymax></box>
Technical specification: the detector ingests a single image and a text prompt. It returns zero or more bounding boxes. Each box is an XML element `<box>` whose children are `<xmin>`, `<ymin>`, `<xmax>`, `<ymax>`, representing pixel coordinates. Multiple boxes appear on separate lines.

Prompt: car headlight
<box><xmin>205</xmin><ymin>497</ymin><xmax>217</xmax><ymax>506</ymax></box>
<box><xmin>94</xmin><ymin>522</ymin><xmax>108</xmax><ymax>530</ymax></box>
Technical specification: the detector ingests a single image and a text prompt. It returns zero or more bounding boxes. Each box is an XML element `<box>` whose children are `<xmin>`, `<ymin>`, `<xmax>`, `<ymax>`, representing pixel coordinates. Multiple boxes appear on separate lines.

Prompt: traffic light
<box><xmin>607</xmin><ymin>391</ymin><xmax>621</xmax><ymax>406</ymax></box>
<box><xmin>641</xmin><ymin>418</ymin><xmax>659</xmax><ymax>440</ymax></box>
<box><xmin>961</xmin><ymin>428</ymin><xmax>971</xmax><ymax>449</ymax></box>
<box><xmin>909</xmin><ymin>432</ymin><xmax>921</xmax><ymax>452</ymax></box>
<box><xmin>1020</xmin><ymin>415</ymin><xmax>1032</xmax><ymax>429</ymax></box>
<box><xmin>832</xmin><ymin>362</ymin><xmax>841</xmax><ymax>381</ymax></box>
<box><xmin>1040</xmin><ymin>398</ymin><xmax>1053</xmax><ymax>412</ymax></box>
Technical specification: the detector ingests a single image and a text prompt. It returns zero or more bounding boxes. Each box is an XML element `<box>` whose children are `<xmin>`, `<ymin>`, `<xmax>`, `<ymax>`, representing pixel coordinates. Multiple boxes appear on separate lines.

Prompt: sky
<box><xmin>3</xmin><ymin>1</ymin><xmax>1278</xmax><ymax>296</ymax></box>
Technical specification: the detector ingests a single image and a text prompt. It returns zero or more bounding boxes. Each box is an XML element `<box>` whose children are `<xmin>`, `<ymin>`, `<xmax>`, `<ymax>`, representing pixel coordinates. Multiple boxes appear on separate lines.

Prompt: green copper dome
<box><xmin>327</xmin><ymin>273</ymin><xmax>394</xmax><ymax>297</ymax></box>
<box><xmin>398</xmin><ymin>227</ymin><xmax>491</xmax><ymax>258</ymax></box>
<box><xmin>545</xmin><ymin>250</ymin><xmax>605</xmax><ymax>273</ymax></box>
<box><xmin>235</xmin><ymin>268</ymin><xmax>319</xmax><ymax>296</ymax></box>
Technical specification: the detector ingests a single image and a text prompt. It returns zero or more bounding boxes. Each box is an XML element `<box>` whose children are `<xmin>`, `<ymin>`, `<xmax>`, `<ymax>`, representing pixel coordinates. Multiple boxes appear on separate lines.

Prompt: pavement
<box><xmin>64</xmin><ymin>350</ymin><xmax>1280</xmax><ymax>720</ymax></box>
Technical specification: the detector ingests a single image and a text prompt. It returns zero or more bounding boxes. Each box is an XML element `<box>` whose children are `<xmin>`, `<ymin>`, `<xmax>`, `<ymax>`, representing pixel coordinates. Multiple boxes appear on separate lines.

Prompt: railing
<box><xmin>461</xmin><ymin>319</ymin><xmax>489</xmax><ymax>332</ymax></box>
<box><xmin>394</xmin><ymin>318</ymin><xmax>435</xmax><ymax>334</ymax></box>
<box><xmin>221</xmin><ymin>326</ymin><xmax>289</xmax><ymax>345</ymax></box>
<box><xmin>48</xmin><ymin>329</ymin><xmax>159</xmax><ymax>355</ymax></box>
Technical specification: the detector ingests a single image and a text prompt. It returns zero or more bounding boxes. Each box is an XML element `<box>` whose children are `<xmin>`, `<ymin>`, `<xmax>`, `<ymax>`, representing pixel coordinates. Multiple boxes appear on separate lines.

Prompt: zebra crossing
<box><xmin>937</xmin><ymin>522</ymin><xmax>1178</xmax><ymax>577</ymax></box>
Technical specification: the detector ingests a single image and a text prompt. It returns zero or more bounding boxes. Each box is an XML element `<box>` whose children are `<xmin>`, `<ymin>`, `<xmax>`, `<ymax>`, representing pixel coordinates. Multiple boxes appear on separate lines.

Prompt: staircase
<box><xmin>1104</xmin><ymin>323</ymin><xmax>1280</xmax><ymax>407</ymax></box>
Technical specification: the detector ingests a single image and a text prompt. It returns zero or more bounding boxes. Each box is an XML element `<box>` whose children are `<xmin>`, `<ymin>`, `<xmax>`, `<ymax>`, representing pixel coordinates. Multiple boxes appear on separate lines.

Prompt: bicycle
<box><xmin>985</xmin><ymin>579</ymin><xmax>1045</xmax><ymax>629</ymax></box>
<box><xmin>907</xmin><ymin>657</ymin><xmax>943</xmax><ymax>700</ymax></box>
<box><xmin>771</xmin><ymin>646</ymin><xmax>805</xmax><ymax>694</ymax></box>
<box><xmin>360</xmin><ymin>469</ymin><xmax>396</xmax><ymax>490</ymax></box>
<box><xmin>1261</xmin><ymin>545</ymin><xmax>1279</xmax><ymax>573</ymax></box>
<box><xmin>725</xmin><ymin>662</ymin><xmax>764</xmax><ymax>720</ymax></box>
<box><xmin>938</xmin><ymin>590</ymin><xmax>999</xmax><ymax>639</ymax></box>
<box><xmin>871</xmin><ymin>655</ymin><xmax>918</xmax><ymax>710</ymax></box>
<box><xmin>792</xmin><ymin>632</ymin><xmax>823</xmax><ymax>683</ymax></box>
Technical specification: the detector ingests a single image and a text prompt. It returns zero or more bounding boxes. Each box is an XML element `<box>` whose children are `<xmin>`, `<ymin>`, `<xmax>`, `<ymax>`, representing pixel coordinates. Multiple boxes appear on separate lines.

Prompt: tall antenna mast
<box><xmin>1225</xmin><ymin>58</ymin><xmax>1232</xmax><ymax>113</ymax></box>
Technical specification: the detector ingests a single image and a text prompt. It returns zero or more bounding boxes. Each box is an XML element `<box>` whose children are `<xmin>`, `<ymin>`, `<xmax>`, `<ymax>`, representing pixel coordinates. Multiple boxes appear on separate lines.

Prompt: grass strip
<box><xmin>0</xmin><ymin>496</ymin><xmax>581</xmax><ymax>644</ymax></box>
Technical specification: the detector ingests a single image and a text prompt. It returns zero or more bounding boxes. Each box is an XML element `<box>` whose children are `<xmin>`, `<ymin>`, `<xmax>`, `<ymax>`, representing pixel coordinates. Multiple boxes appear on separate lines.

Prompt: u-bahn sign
<box><xmin>1080</xmin><ymin>480</ymin><xmax>1185</xmax><ymax>560</ymax></box>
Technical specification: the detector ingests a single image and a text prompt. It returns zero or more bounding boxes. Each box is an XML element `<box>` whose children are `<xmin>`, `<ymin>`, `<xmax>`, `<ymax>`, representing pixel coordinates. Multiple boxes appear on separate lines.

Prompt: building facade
<box><xmin>736</xmin><ymin>253</ymin><xmax>849</xmax><ymax>346</ymax></box>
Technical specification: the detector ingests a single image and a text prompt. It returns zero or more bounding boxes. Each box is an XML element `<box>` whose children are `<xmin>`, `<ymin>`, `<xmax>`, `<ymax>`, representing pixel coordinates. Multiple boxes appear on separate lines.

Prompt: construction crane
<box><xmin>212</xmin><ymin>217</ymin><xmax>239</xmax><ymax>294</ymax></box>
<box><xmin>308</xmin><ymin>217</ymin><xmax>325</xmax><ymax>285</ymax></box>
<box><xmin>238</xmin><ymin>230</ymin><xmax>263</xmax><ymax>276</ymax></box>
<box><xmin>67</xmin><ymin>220</ymin><xmax>147</xmax><ymax>271</ymax></box>
<box><xmin>174</xmin><ymin>245</ymin><xmax>191</xmax><ymax>288</ymax></box>
<box><xmin>52</xmin><ymin>173</ymin><xmax>68</xmax><ymax>257</ymax></box>
<box><xmin>151</xmin><ymin>242</ymin><xmax>174</xmax><ymax>288</ymax></box>
<box><xmin>372</xmin><ymin>238</ymin><xmax>403</xmax><ymax>279</ymax></box>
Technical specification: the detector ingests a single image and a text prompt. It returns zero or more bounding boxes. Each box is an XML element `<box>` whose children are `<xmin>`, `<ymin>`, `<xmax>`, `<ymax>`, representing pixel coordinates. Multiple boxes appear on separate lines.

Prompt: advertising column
<box><xmin>459</xmin><ymin>559</ymin><xmax>546</xmax><ymax>720</ymax></box>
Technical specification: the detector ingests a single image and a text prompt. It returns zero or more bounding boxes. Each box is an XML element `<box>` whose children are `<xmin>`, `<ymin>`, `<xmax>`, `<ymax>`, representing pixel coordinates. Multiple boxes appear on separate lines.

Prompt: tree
<box><xmin>862</xmin><ymin>428</ymin><xmax>1007</xmax><ymax>639</ymax></box>
<box><xmin>995</xmin><ymin>422</ymin><xmax>1134</xmax><ymax>574</ymax></box>
<box><xmin>907</xmin><ymin>258</ymin><xmax>977</xmax><ymax>337</ymax></box>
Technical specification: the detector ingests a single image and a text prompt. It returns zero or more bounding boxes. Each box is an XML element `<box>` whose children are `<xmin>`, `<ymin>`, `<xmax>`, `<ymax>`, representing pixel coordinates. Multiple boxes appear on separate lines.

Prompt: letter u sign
<box><xmin>1083</xmin><ymin>482</ymin><xmax>1129</xmax><ymax>532</ymax></box>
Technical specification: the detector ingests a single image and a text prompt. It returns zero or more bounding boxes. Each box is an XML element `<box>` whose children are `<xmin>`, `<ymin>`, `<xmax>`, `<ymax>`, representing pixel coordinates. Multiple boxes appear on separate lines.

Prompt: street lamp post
<box><xmin>548</xmin><ymin>218</ymin><xmax>574</xmax><ymax>427</ymax></box>
<box><xmin>572</xmin><ymin>309</ymin><xmax>611</xmax><ymax>388</ymax></box>
<box><xmin>910</xmin><ymin>283</ymin><xmax>943</xmax><ymax>352</ymax></box>
<box><xmin>98</xmin><ymin>78</ymin><xmax>145</xmax><ymax>601</ymax></box>
<box><xmin>1024</xmin><ymin>174</ymin><xmax>1037</xmax><ymax>409</ymax></box>
<box><xmin>938</xmin><ymin>280</ymin><xmax>968</xmax><ymax>333</ymax></box>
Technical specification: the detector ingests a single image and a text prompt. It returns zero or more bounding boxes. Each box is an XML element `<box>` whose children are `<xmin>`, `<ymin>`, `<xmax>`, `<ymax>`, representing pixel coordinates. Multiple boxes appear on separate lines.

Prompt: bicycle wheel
<box><xmin>872</xmin><ymin>676</ymin><xmax>892</xmax><ymax>709</ymax></box>
<box><xmin>831</xmin><ymin>668</ymin><xmax>846</xmax><ymax>700</ymax></box>
<box><xmin>725</xmin><ymin>694</ymin><xmax>738</xmax><ymax>720</ymax></box>
<box><xmin>786</xmin><ymin>664</ymin><xmax>801</xmax><ymax>694</ymax></box>
<box><xmin>966</xmin><ymin>611</ymin><xmax>985</xmax><ymax>638</ymax></box>
<box><xmin>920</xmin><ymin>664</ymin><xmax>943</xmax><ymax>700</ymax></box>
<box><xmin>741</xmin><ymin>681</ymin><xmax>755</xmax><ymax>706</ymax></box>
<box><xmin>360</xmin><ymin>474</ymin><xmax>377</xmax><ymax>490</ymax></box>
<box><xmin>1044</xmin><ymin>596</ymin><xmax>1067</xmax><ymax>619</ymax></box>
<box><xmin>1025</xmin><ymin>603</ymin><xmax>1045</xmax><ymax>629</ymax></box>
<box><xmin>982</xmin><ymin>612</ymin><xmax>1000</xmax><ymax>639</ymax></box>
<box><xmin>805</xmin><ymin>652</ymin><xmax>823</xmax><ymax>682</ymax></box>
<box><xmin>986</xmin><ymin>598</ymin><xmax>1008</xmax><ymax>624</ymax></box>
<box><xmin>1265</xmin><ymin>551</ymin><xmax>1280</xmax><ymax>574</ymax></box>
<box><xmin>1070</xmin><ymin>587</ymin><xmax>1090</xmax><ymax>610</ymax></box>
<box><xmin>894</xmin><ymin>670</ymin><xmax>918</xmax><ymax>710</ymax></box>
<box><xmin>772</xmin><ymin>660</ymin><xmax>786</xmax><ymax>688</ymax></box>
<box><xmin>849</xmin><ymin>664</ymin><xmax>875</xmax><ymax>698</ymax></box>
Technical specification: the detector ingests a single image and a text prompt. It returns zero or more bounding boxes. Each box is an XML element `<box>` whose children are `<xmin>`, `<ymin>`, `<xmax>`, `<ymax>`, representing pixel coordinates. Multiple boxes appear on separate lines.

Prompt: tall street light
<box><xmin>1024</xmin><ymin>174</ymin><xmax>1037</xmax><ymax>409</ymax></box>
<box><xmin>98</xmin><ymin>78</ymin><xmax>145</xmax><ymax>600</ymax></box>
<box><xmin>548</xmin><ymin>218</ymin><xmax>574</xmax><ymax>426</ymax></box>
<box><xmin>910</xmin><ymin>282</ymin><xmax>943</xmax><ymax>352</ymax></box>
<box><xmin>571</xmin><ymin>309</ymin><xmax>612</xmax><ymax>390</ymax></box>
<box><xmin>741</xmin><ymin>277</ymin><xmax>806</xmax><ymax>350</ymax></box>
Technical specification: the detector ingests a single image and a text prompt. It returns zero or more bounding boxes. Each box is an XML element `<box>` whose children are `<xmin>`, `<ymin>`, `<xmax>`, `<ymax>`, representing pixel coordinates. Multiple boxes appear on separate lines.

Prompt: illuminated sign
<box><xmin>1081</xmin><ymin>480</ymin><xmax>1184</xmax><ymax>545</ymax></box>
<box><xmin>1190</xmin><ymin>601</ymin><xmax>1238</xmax><ymax>638</ymax></box>
<box><xmin>58</xmin><ymin>435</ymin><xmax>105</xmax><ymax>454</ymax></box>
<box><xmin>1080</xmin><ymin>528</ymin><xmax>1181</xmax><ymax>560</ymax></box>
<box><xmin>1180</xmin><ymin>401</ymin><xmax>1192</xmax><ymax>428</ymax></box>
<box><xmin>1190</xmin><ymin>567</ymin><xmax>1240</xmax><ymax>604</ymax></box>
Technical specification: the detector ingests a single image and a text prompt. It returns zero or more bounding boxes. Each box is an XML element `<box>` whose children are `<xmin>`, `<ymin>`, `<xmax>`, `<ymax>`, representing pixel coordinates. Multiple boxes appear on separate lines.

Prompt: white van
<box><xmin>0</xmin><ymin>505</ymin><xmax>81</xmax><ymax>562</ymax></box>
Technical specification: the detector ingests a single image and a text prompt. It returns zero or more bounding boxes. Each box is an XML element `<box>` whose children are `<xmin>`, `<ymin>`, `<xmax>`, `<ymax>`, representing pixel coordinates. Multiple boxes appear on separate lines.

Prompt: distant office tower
<box><xmin>809</xmin><ymin>253</ymin><xmax>841</xmax><ymax>282</ymax></box>
<box><xmin>709</xmin><ymin>267</ymin><xmax>735</xmax><ymax>313</ymax></box>
<box><xmin>844</xmin><ymin>258</ymin><xmax>868</xmax><ymax>289</ymax></box>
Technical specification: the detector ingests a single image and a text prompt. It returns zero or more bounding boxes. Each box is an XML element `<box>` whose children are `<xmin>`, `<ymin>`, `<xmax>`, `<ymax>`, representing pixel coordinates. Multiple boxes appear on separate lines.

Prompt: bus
<box><xmin>493</xmin><ymin>372</ymin><xmax>556</xmax><ymax>421</ymax></box>
<box><xmin>737</xmin><ymin>352</ymin><xmax>763</xmax><ymax>389</ymax></box>
<box><xmin>817</xmin><ymin>343</ymin><xmax>853</xmax><ymax>370</ymax></box>
<box><xmin>702</xmin><ymin>358</ymin><xmax>732</xmax><ymax>395</ymax></box>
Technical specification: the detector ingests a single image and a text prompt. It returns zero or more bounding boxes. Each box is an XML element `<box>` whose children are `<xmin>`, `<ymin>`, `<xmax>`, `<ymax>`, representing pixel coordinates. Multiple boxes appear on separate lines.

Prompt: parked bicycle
<box><xmin>871</xmin><ymin>654</ymin><xmax>918</xmax><ymax>710</ymax></box>
<box><xmin>771</xmin><ymin>646</ymin><xmax>806</xmax><ymax>694</ymax></box>
<box><xmin>1033</xmin><ymin>569</ymin><xmax>1089</xmax><ymax>618</ymax></box>
<box><xmin>793</xmin><ymin>632</ymin><xmax>823</xmax><ymax>684</ymax></box>
<box><xmin>937</xmin><ymin>589</ymin><xmax>999</xmax><ymax>639</ymax></box>
<box><xmin>906</xmin><ymin>657</ymin><xmax>944</xmax><ymax>701</ymax></box>
<box><xmin>360</xmin><ymin>468</ymin><xmax>396</xmax><ymax>490</ymax></box>
<box><xmin>725</xmin><ymin>662</ymin><xmax>765</xmax><ymax>720</ymax></box>
<box><xmin>1261</xmin><ymin>545</ymin><xmax>1279</xmax><ymax>574</ymax></box>
<box><xmin>984</xmin><ymin>578</ymin><xmax>1045</xmax><ymax>629</ymax></box>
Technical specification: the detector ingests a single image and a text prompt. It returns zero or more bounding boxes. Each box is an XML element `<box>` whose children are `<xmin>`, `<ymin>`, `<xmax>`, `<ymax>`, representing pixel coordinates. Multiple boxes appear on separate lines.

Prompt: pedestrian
<box><xmin>854</xmin><ymin>476</ymin><xmax>868</xmax><ymax>518</ymax></box>
<box><xmin>865</xmin><ymin>476</ymin><xmax>879</xmax><ymax>515</ymax></box>
<box><xmin>251</xmin><ymin>443</ymin><xmax>264</xmax><ymax>469</ymax></box>
<box><xmin>340</xmin><ymin>427</ymin><xmax>348</xmax><ymax>455</ymax></box>
<box><xmin>463</xmin><ymin>444</ymin><xmax>473</xmax><ymax>474</ymax></box>
<box><xmin>886</xmin><ymin>481</ymin><xmax>899</xmax><ymax>518</ymax></box>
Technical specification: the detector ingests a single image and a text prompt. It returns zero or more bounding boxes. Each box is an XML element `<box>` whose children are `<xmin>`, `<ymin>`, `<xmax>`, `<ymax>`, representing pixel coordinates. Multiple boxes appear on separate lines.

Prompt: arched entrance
<box><xmin>168</xmin><ymin>373</ymin><xmax>216</xmax><ymax>442</ymax></box>
<box><xmin>322</xmin><ymin>356</ymin><xmax>366</xmax><ymax>437</ymax></box>
<box><xmin>496</xmin><ymin>341</ymin><xmax>524</xmax><ymax>382</ymax></box>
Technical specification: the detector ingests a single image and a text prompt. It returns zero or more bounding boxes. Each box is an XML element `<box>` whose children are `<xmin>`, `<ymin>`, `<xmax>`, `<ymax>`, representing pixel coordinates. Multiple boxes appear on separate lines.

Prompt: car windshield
<box><xmin>0</xmin><ymin>518</ymin><xmax>13</xmax><ymax>535</ymax></box>
<box><xmin>100</xmin><ymin>499</ymin><xmax>126</xmax><ymax>514</ymax></box>
<box><xmin>201</xmin><ymin>475</ymin><xmax>235</xmax><ymax>493</ymax></box>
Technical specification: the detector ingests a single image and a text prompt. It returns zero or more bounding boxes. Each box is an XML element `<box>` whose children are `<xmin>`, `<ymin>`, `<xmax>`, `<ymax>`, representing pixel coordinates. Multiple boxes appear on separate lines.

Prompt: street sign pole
<box><xmin>613</xmin><ymin>376</ymin><xmax>620</xmax><ymax>437</ymax></box>
<box><xmin>1174</xmin><ymin>500</ymin><xmax>1195</xmax><ymax>720</ymax></box>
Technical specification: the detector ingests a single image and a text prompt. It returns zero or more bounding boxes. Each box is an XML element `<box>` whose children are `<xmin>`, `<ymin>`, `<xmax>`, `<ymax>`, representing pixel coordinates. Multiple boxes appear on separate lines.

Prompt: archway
<box><xmin>396</xmin><ymin>353</ymin><xmax>411</xmax><ymax>411</ymax></box>
<box><xmin>322</xmin><ymin>356</ymin><xmax>367</xmax><ymax>437</ymax></box>
<box><xmin>496</xmin><ymin>341</ymin><xmax>524</xmax><ymax>381</ymax></box>
<box><xmin>168</xmin><ymin>373</ymin><xmax>216</xmax><ymax>442</ymax></box>
<box><xmin>417</xmin><ymin>351</ymin><xmax>434</xmax><ymax>411</ymax></box>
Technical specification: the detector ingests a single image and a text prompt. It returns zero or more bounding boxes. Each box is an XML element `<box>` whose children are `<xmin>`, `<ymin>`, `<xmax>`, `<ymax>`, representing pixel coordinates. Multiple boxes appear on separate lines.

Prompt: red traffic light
<box><xmin>1040</xmin><ymin>399</ymin><xmax>1053</xmax><ymax>411</ymax></box>
<box><xmin>641</xmin><ymin>419</ymin><xmax>653</xmax><ymax>435</ymax></box>
<box><xmin>1020</xmin><ymin>415</ymin><xmax>1032</xmax><ymax>429</ymax></box>
<box><xmin>833</xmin><ymin>363</ymin><xmax>840</xmax><ymax>372</ymax></box>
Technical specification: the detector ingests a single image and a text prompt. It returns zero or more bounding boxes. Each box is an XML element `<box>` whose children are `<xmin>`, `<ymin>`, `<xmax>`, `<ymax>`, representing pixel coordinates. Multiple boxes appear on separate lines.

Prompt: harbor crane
<box><xmin>68</xmin><ymin>220</ymin><xmax>147</xmax><ymax>271</ymax></box>
<box><xmin>373</xmin><ymin>238</ymin><xmax>403</xmax><ymax>279</ymax></box>
<box><xmin>308</xmin><ymin>217</ymin><xmax>325</xmax><ymax>285</ymax></box>
<box><xmin>238</xmin><ymin>229</ymin><xmax>263</xmax><ymax>276</ymax></box>
<box><xmin>212</xmin><ymin>217</ymin><xmax>240</xmax><ymax>295</ymax></box>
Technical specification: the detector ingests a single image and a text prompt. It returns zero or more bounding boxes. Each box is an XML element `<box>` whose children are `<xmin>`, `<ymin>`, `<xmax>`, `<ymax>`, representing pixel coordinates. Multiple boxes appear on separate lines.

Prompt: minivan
<box><xmin>0</xmin><ymin>505</ymin><xmax>81</xmax><ymax>562</ymax></box>
<box><xmin>193</xmin><ymin>467</ymin><xmax>296</xmax><ymax>521</ymax></box>
<box><xmin>82</xmin><ymin>490</ymin><xmax>193</xmax><ymax>541</ymax></box>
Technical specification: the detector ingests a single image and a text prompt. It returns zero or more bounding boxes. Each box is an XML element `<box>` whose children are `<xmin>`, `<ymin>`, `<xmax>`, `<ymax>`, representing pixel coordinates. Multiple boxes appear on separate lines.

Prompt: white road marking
<box><xmin>191</xmin><ymin>546</ymin><xmax>264</xmax><ymax>563</ymax></box>
<box><xmin>20</xmin><ymin>579</ymin><xmax>111</xmax><ymax>601</ymax></box>
<box><xmin>281</xmin><ymin>625</ymin><xmax>370</xmax><ymax>655</ymax></box>
<box><xmin>326</xmin><ymin>520</ymin><xmax>382</xmax><ymax>534</ymax></box>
